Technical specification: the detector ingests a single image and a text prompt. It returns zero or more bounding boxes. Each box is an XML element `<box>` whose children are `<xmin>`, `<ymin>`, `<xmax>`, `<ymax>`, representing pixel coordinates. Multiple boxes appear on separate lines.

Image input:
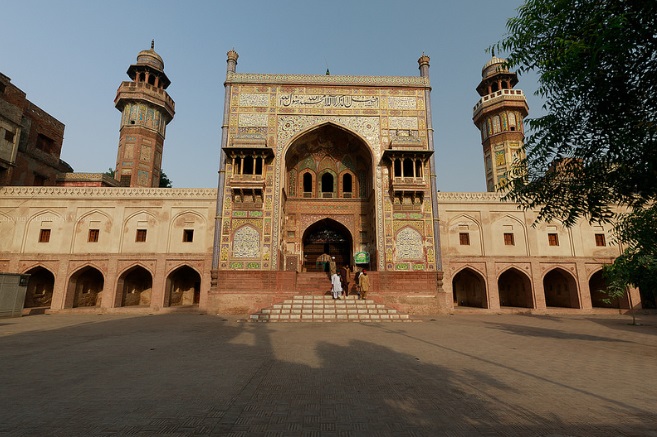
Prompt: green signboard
<box><xmin>353</xmin><ymin>251</ymin><xmax>370</xmax><ymax>264</ymax></box>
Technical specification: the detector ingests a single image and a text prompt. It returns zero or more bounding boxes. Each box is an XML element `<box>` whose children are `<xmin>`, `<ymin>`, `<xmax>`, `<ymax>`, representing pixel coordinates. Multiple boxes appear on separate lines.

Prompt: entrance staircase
<box><xmin>248</xmin><ymin>294</ymin><xmax>416</xmax><ymax>322</ymax></box>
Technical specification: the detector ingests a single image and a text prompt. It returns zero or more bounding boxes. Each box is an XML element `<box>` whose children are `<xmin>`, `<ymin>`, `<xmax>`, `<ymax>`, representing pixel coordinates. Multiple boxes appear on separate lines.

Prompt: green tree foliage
<box><xmin>498</xmin><ymin>0</ymin><xmax>657</xmax><ymax>223</ymax></box>
<box><xmin>159</xmin><ymin>171</ymin><xmax>172</xmax><ymax>188</ymax></box>
<box><xmin>603</xmin><ymin>207</ymin><xmax>657</xmax><ymax>308</ymax></box>
<box><xmin>496</xmin><ymin>0</ymin><xmax>657</xmax><ymax>305</ymax></box>
<box><xmin>103</xmin><ymin>168</ymin><xmax>115</xmax><ymax>178</ymax></box>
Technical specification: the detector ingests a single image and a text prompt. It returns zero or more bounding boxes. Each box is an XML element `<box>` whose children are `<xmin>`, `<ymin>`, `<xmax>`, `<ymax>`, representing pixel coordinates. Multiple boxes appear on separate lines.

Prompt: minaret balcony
<box><xmin>473</xmin><ymin>88</ymin><xmax>526</xmax><ymax>117</ymax></box>
<box><xmin>115</xmin><ymin>81</ymin><xmax>175</xmax><ymax>121</ymax></box>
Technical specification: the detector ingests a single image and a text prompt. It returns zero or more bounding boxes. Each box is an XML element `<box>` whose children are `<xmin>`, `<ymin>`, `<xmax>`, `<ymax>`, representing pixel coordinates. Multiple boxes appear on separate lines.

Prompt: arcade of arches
<box><xmin>21</xmin><ymin>264</ymin><xmax>202</xmax><ymax>310</ymax></box>
<box><xmin>451</xmin><ymin>266</ymin><xmax>630</xmax><ymax>310</ymax></box>
<box><xmin>283</xmin><ymin>124</ymin><xmax>375</xmax><ymax>272</ymax></box>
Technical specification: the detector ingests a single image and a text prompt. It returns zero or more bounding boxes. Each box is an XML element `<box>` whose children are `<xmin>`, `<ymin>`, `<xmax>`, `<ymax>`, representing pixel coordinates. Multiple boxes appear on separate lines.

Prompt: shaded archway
<box><xmin>640</xmin><ymin>287</ymin><xmax>656</xmax><ymax>309</ymax></box>
<box><xmin>543</xmin><ymin>268</ymin><xmax>580</xmax><ymax>308</ymax></box>
<box><xmin>165</xmin><ymin>266</ymin><xmax>201</xmax><ymax>307</ymax></box>
<box><xmin>117</xmin><ymin>266</ymin><xmax>153</xmax><ymax>307</ymax></box>
<box><xmin>285</xmin><ymin>123</ymin><xmax>372</xmax><ymax>199</ymax></box>
<box><xmin>23</xmin><ymin>266</ymin><xmax>55</xmax><ymax>309</ymax></box>
<box><xmin>589</xmin><ymin>270</ymin><xmax>628</xmax><ymax>309</ymax></box>
<box><xmin>68</xmin><ymin>266</ymin><xmax>104</xmax><ymax>308</ymax></box>
<box><xmin>498</xmin><ymin>268</ymin><xmax>533</xmax><ymax>308</ymax></box>
<box><xmin>302</xmin><ymin>218</ymin><xmax>353</xmax><ymax>272</ymax></box>
<box><xmin>452</xmin><ymin>268</ymin><xmax>487</xmax><ymax>308</ymax></box>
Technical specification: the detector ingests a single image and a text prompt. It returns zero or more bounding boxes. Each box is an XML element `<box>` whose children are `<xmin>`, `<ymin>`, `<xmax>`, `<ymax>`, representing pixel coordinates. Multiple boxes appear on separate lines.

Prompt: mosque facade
<box><xmin>0</xmin><ymin>46</ymin><xmax>643</xmax><ymax>316</ymax></box>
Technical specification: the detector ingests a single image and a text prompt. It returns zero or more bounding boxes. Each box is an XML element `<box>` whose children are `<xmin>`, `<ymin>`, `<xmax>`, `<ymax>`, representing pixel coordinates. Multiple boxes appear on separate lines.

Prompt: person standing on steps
<box><xmin>329</xmin><ymin>256</ymin><xmax>337</xmax><ymax>277</ymax></box>
<box><xmin>359</xmin><ymin>270</ymin><xmax>369</xmax><ymax>300</ymax></box>
<box><xmin>339</xmin><ymin>265</ymin><xmax>350</xmax><ymax>298</ymax></box>
<box><xmin>331</xmin><ymin>272</ymin><xmax>342</xmax><ymax>300</ymax></box>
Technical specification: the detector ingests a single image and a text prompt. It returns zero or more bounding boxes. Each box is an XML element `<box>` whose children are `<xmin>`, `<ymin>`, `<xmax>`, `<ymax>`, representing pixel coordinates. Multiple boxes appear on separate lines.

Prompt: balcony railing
<box><xmin>228</xmin><ymin>173</ymin><xmax>265</xmax><ymax>190</ymax></box>
<box><xmin>472</xmin><ymin>88</ymin><xmax>525</xmax><ymax>114</ymax></box>
<box><xmin>390</xmin><ymin>177</ymin><xmax>428</xmax><ymax>193</ymax></box>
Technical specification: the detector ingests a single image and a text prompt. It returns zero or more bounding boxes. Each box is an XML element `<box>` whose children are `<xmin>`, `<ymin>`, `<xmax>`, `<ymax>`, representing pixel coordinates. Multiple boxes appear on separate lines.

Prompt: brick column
<box><xmin>53</xmin><ymin>259</ymin><xmax>70</xmax><ymax>309</ymax></box>
<box><xmin>486</xmin><ymin>261</ymin><xmax>500</xmax><ymax>310</ymax></box>
<box><xmin>151</xmin><ymin>259</ymin><xmax>167</xmax><ymax>312</ymax></box>
<box><xmin>530</xmin><ymin>260</ymin><xmax>547</xmax><ymax>311</ymax></box>
<box><xmin>576</xmin><ymin>261</ymin><xmax>592</xmax><ymax>310</ymax></box>
<box><xmin>101</xmin><ymin>257</ymin><xmax>119</xmax><ymax>309</ymax></box>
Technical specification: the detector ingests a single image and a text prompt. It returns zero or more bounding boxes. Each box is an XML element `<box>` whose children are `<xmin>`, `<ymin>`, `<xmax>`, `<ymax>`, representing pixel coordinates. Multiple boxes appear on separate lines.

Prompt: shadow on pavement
<box><xmin>0</xmin><ymin>313</ymin><xmax>655</xmax><ymax>436</ymax></box>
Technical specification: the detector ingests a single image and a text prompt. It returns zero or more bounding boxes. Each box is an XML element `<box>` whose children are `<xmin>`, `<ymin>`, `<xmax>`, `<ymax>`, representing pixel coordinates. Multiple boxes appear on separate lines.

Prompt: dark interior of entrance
<box><xmin>303</xmin><ymin>219</ymin><xmax>352</xmax><ymax>272</ymax></box>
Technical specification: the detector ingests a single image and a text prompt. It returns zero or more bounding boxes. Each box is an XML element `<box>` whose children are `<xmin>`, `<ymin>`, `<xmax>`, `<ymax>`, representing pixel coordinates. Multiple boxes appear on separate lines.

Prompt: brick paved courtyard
<box><xmin>1</xmin><ymin>312</ymin><xmax>656</xmax><ymax>436</ymax></box>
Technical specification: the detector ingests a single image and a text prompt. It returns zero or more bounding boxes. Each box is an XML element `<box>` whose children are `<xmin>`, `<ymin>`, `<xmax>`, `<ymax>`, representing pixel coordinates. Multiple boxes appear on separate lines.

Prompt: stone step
<box><xmin>249</xmin><ymin>313</ymin><xmax>412</xmax><ymax>322</ymax></box>
<box><xmin>249</xmin><ymin>294</ymin><xmax>417</xmax><ymax>323</ymax></box>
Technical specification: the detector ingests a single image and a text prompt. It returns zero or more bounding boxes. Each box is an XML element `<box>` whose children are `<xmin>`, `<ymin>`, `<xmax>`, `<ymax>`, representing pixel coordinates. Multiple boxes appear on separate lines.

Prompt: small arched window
<box><xmin>343</xmin><ymin>173</ymin><xmax>352</xmax><ymax>195</ymax></box>
<box><xmin>321</xmin><ymin>173</ymin><xmax>333</xmax><ymax>193</ymax></box>
<box><xmin>303</xmin><ymin>172</ymin><xmax>313</xmax><ymax>194</ymax></box>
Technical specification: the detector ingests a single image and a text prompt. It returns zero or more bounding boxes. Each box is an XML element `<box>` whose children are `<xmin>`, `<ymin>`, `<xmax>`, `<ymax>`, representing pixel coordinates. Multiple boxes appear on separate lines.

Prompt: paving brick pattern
<box><xmin>0</xmin><ymin>313</ymin><xmax>656</xmax><ymax>436</ymax></box>
<box><xmin>250</xmin><ymin>295</ymin><xmax>414</xmax><ymax>322</ymax></box>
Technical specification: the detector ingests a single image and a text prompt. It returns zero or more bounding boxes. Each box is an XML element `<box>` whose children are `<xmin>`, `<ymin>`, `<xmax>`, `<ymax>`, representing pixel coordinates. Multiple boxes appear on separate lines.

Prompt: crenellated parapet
<box><xmin>226</xmin><ymin>72</ymin><xmax>430</xmax><ymax>88</ymax></box>
<box><xmin>0</xmin><ymin>186</ymin><xmax>216</xmax><ymax>199</ymax></box>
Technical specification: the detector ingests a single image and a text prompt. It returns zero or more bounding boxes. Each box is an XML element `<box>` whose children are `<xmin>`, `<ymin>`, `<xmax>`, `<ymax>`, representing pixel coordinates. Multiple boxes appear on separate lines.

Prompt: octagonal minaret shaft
<box><xmin>114</xmin><ymin>41</ymin><xmax>175</xmax><ymax>187</ymax></box>
<box><xmin>472</xmin><ymin>56</ymin><xmax>528</xmax><ymax>192</ymax></box>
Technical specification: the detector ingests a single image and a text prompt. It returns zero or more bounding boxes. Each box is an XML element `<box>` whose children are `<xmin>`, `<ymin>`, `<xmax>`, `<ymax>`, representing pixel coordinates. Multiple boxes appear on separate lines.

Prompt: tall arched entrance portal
<box><xmin>282</xmin><ymin>123</ymin><xmax>375</xmax><ymax>271</ymax></box>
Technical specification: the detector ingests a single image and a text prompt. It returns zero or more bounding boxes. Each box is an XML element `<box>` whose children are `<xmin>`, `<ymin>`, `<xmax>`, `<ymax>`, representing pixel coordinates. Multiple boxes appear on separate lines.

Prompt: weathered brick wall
<box><xmin>208</xmin><ymin>270</ymin><xmax>298</xmax><ymax>314</ymax></box>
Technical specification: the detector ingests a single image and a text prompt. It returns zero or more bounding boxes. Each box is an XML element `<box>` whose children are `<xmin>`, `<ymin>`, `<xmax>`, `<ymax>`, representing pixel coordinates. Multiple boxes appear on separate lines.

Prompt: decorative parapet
<box><xmin>0</xmin><ymin>186</ymin><xmax>217</xmax><ymax>199</ymax></box>
<box><xmin>472</xmin><ymin>89</ymin><xmax>526</xmax><ymax>116</ymax></box>
<box><xmin>436</xmin><ymin>192</ymin><xmax>508</xmax><ymax>203</ymax></box>
<box><xmin>226</xmin><ymin>72</ymin><xmax>430</xmax><ymax>88</ymax></box>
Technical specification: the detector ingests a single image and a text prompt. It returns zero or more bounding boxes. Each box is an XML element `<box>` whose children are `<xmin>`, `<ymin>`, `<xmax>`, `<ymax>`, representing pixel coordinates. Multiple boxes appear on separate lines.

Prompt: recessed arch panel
<box><xmin>543</xmin><ymin>268</ymin><xmax>580</xmax><ymax>308</ymax></box>
<box><xmin>452</xmin><ymin>267</ymin><xmax>488</xmax><ymax>308</ymax></box>
<box><xmin>498</xmin><ymin>267</ymin><xmax>533</xmax><ymax>308</ymax></box>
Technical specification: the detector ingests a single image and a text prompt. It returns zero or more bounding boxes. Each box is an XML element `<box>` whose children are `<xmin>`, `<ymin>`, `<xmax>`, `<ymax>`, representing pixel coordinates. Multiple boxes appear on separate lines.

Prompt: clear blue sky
<box><xmin>1</xmin><ymin>0</ymin><xmax>541</xmax><ymax>192</ymax></box>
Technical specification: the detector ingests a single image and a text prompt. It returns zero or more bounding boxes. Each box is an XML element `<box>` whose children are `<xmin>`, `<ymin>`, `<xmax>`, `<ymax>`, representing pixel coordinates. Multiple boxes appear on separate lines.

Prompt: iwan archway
<box><xmin>282</xmin><ymin>123</ymin><xmax>376</xmax><ymax>271</ymax></box>
<box><xmin>302</xmin><ymin>219</ymin><xmax>353</xmax><ymax>272</ymax></box>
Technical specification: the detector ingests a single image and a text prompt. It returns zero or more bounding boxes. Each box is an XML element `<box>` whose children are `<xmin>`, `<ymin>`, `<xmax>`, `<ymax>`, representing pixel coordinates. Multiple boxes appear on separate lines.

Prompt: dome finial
<box><xmin>151</xmin><ymin>39</ymin><xmax>155</xmax><ymax>50</ymax></box>
<box><xmin>491</xmin><ymin>47</ymin><xmax>495</xmax><ymax>58</ymax></box>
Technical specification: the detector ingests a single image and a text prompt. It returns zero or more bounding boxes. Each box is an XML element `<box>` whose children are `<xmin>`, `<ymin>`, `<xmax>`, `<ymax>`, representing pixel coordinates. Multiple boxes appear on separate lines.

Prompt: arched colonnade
<box><xmin>22</xmin><ymin>264</ymin><xmax>202</xmax><ymax>310</ymax></box>
<box><xmin>451</xmin><ymin>266</ymin><xmax>629</xmax><ymax>310</ymax></box>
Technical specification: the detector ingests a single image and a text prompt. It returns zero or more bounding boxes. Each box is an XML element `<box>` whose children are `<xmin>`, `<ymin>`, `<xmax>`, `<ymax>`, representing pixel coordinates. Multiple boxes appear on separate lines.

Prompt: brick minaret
<box><xmin>472</xmin><ymin>55</ymin><xmax>528</xmax><ymax>192</ymax></box>
<box><xmin>114</xmin><ymin>41</ymin><xmax>175</xmax><ymax>187</ymax></box>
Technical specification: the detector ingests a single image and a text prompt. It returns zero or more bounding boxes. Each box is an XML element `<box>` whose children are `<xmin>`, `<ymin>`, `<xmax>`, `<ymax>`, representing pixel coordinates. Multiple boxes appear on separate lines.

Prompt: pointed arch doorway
<box><xmin>303</xmin><ymin>219</ymin><xmax>352</xmax><ymax>272</ymax></box>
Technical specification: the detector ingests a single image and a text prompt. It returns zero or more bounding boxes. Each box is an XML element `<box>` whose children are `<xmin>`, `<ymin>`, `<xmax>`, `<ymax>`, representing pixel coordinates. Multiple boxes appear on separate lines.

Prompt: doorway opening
<box><xmin>303</xmin><ymin>219</ymin><xmax>352</xmax><ymax>272</ymax></box>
